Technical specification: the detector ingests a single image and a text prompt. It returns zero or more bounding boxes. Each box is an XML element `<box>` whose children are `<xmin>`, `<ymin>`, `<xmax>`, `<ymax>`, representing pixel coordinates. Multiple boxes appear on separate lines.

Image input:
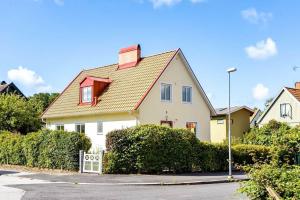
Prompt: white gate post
<box><xmin>79</xmin><ymin>150</ymin><xmax>84</xmax><ymax>173</ymax></box>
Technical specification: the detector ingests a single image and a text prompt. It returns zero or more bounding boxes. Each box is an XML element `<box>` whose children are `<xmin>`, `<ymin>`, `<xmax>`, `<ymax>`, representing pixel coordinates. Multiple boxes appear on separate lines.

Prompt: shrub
<box><xmin>0</xmin><ymin>132</ymin><xmax>25</xmax><ymax>165</ymax></box>
<box><xmin>194</xmin><ymin>142</ymin><xmax>228</xmax><ymax>172</ymax></box>
<box><xmin>105</xmin><ymin>125</ymin><xmax>198</xmax><ymax>174</ymax></box>
<box><xmin>239</xmin><ymin>164</ymin><xmax>300</xmax><ymax>200</ymax></box>
<box><xmin>0</xmin><ymin>130</ymin><xmax>91</xmax><ymax>170</ymax></box>
<box><xmin>232</xmin><ymin>144</ymin><xmax>271</xmax><ymax>167</ymax></box>
<box><xmin>243</xmin><ymin>120</ymin><xmax>300</xmax><ymax>165</ymax></box>
<box><xmin>105</xmin><ymin>125</ymin><xmax>269</xmax><ymax>174</ymax></box>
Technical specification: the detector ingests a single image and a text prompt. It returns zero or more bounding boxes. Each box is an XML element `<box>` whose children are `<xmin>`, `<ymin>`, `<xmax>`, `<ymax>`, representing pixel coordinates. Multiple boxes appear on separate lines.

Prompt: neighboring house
<box><xmin>210</xmin><ymin>106</ymin><xmax>254</xmax><ymax>143</ymax></box>
<box><xmin>257</xmin><ymin>82</ymin><xmax>300</xmax><ymax>127</ymax></box>
<box><xmin>250</xmin><ymin>108</ymin><xmax>262</xmax><ymax>128</ymax></box>
<box><xmin>0</xmin><ymin>81</ymin><xmax>25</xmax><ymax>97</ymax></box>
<box><xmin>42</xmin><ymin>45</ymin><xmax>216</xmax><ymax>149</ymax></box>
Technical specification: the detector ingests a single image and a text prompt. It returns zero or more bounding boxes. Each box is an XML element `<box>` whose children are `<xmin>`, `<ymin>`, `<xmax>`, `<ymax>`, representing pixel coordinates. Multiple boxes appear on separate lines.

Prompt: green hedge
<box><xmin>239</xmin><ymin>164</ymin><xmax>300</xmax><ymax>200</ymax></box>
<box><xmin>104</xmin><ymin>125</ymin><xmax>271</xmax><ymax>174</ymax></box>
<box><xmin>243</xmin><ymin>120</ymin><xmax>300</xmax><ymax>165</ymax></box>
<box><xmin>0</xmin><ymin>129</ymin><xmax>91</xmax><ymax>170</ymax></box>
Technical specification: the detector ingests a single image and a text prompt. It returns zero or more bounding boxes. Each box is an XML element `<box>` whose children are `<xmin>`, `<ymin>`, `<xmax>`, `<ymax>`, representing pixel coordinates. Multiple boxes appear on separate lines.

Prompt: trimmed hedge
<box><xmin>0</xmin><ymin>129</ymin><xmax>91</xmax><ymax>170</ymax></box>
<box><xmin>104</xmin><ymin>125</ymin><xmax>271</xmax><ymax>174</ymax></box>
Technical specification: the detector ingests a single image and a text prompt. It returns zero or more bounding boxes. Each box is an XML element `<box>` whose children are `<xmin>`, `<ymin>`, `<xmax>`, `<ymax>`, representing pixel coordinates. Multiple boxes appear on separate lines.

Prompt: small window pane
<box><xmin>82</xmin><ymin>86</ymin><xmax>92</xmax><ymax>103</ymax></box>
<box><xmin>182</xmin><ymin>86</ymin><xmax>192</xmax><ymax>103</ymax></box>
<box><xmin>161</xmin><ymin>83</ymin><xmax>171</xmax><ymax>101</ymax></box>
<box><xmin>56</xmin><ymin>125</ymin><xmax>64</xmax><ymax>131</ymax></box>
<box><xmin>75</xmin><ymin>124</ymin><xmax>85</xmax><ymax>133</ymax></box>
<box><xmin>97</xmin><ymin>121</ymin><xmax>103</xmax><ymax>134</ymax></box>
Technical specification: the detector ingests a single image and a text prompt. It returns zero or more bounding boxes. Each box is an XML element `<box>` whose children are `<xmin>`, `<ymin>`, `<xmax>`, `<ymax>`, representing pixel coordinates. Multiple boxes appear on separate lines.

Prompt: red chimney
<box><xmin>295</xmin><ymin>82</ymin><xmax>300</xmax><ymax>90</ymax></box>
<box><xmin>118</xmin><ymin>44</ymin><xmax>141</xmax><ymax>70</ymax></box>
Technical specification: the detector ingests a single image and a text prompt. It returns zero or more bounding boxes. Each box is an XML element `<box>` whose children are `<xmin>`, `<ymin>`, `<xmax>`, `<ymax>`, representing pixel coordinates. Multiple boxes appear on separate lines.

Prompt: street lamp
<box><xmin>227</xmin><ymin>67</ymin><xmax>237</xmax><ymax>179</ymax></box>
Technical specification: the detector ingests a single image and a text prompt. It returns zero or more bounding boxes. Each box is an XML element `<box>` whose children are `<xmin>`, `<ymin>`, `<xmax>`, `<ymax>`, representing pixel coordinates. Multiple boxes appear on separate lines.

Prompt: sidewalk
<box><xmin>18</xmin><ymin>171</ymin><xmax>248</xmax><ymax>186</ymax></box>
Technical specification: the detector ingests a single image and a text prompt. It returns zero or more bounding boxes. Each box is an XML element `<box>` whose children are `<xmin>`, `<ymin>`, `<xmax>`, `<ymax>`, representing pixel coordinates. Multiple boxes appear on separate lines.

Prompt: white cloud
<box><xmin>7</xmin><ymin>66</ymin><xmax>52</xmax><ymax>93</ymax></box>
<box><xmin>253</xmin><ymin>84</ymin><xmax>269</xmax><ymax>100</ymax></box>
<box><xmin>245</xmin><ymin>38</ymin><xmax>277</xmax><ymax>60</ymax></box>
<box><xmin>149</xmin><ymin>0</ymin><xmax>204</xmax><ymax>8</ymax></box>
<box><xmin>150</xmin><ymin>0</ymin><xmax>181</xmax><ymax>8</ymax></box>
<box><xmin>241</xmin><ymin>8</ymin><xmax>272</xmax><ymax>24</ymax></box>
<box><xmin>54</xmin><ymin>0</ymin><xmax>64</xmax><ymax>6</ymax></box>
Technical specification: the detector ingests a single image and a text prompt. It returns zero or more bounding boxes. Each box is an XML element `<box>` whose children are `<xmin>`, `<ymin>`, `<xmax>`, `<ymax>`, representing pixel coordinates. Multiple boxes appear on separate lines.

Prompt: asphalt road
<box><xmin>13</xmin><ymin>182</ymin><xmax>248</xmax><ymax>200</ymax></box>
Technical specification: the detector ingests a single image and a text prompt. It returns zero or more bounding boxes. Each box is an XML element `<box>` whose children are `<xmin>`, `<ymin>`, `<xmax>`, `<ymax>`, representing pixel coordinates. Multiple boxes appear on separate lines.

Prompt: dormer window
<box><xmin>82</xmin><ymin>86</ymin><xmax>92</xmax><ymax>103</ymax></box>
<box><xmin>79</xmin><ymin>76</ymin><xmax>112</xmax><ymax>106</ymax></box>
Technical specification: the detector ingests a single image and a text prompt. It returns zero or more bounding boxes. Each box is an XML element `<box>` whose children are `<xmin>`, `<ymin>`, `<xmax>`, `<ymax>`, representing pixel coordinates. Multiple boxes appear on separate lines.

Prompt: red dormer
<box><xmin>79</xmin><ymin>76</ymin><xmax>112</xmax><ymax>106</ymax></box>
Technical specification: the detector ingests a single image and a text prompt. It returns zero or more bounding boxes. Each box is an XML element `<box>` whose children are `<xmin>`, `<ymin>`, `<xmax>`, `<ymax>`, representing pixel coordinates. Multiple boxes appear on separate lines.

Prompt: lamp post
<box><xmin>227</xmin><ymin>67</ymin><xmax>237</xmax><ymax>179</ymax></box>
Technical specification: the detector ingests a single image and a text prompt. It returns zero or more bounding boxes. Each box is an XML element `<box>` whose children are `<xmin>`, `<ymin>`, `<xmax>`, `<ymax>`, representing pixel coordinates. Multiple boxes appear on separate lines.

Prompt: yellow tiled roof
<box><xmin>42</xmin><ymin>50</ymin><xmax>177</xmax><ymax>118</ymax></box>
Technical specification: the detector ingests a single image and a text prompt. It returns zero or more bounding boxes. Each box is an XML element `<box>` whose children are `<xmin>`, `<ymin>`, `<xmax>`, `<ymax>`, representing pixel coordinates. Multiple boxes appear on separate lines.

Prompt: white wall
<box><xmin>138</xmin><ymin>54</ymin><xmax>212</xmax><ymax>141</ymax></box>
<box><xmin>46</xmin><ymin>114</ymin><xmax>137</xmax><ymax>150</ymax></box>
<box><xmin>259</xmin><ymin>89</ymin><xmax>300</xmax><ymax>127</ymax></box>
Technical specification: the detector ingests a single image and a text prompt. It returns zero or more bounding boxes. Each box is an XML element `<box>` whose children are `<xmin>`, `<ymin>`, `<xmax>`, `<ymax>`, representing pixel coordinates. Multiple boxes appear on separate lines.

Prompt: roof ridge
<box><xmin>285</xmin><ymin>86</ymin><xmax>300</xmax><ymax>90</ymax></box>
<box><xmin>82</xmin><ymin>49</ymin><xmax>178</xmax><ymax>72</ymax></box>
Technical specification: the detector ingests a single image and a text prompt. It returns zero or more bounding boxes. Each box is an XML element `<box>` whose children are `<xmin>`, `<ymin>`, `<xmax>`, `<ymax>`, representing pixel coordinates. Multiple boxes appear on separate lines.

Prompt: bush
<box><xmin>239</xmin><ymin>164</ymin><xmax>300</xmax><ymax>200</ymax></box>
<box><xmin>105</xmin><ymin>125</ymin><xmax>198</xmax><ymax>174</ymax></box>
<box><xmin>243</xmin><ymin>120</ymin><xmax>300</xmax><ymax>165</ymax></box>
<box><xmin>194</xmin><ymin>142</ymin><xmax>228</xmax><ymax>172</ymax></box>
<box><xmin>232</xmin><ymin>144</ymin><xmax>271</xmax><ymax>167</ymax></box>
<box><xmin>105</xmin><ymin>125</ymin><xmax>269</xmax><ymax>174</ymax></box>
<box><xmin>0</xmin><ymin>129</ymin><xmax>91</xmax><ymax>170</ymax></box>
<box><xmin>0</xmin><ymin>131</ymin><xmax>25</xmax><ymax>165</ymax></box>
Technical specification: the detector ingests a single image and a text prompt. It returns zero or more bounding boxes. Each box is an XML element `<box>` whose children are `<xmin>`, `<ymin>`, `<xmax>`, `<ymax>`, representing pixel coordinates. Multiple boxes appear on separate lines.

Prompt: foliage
<box><xmin>232</xmin><ymin>144</ymin><xmax>271</xmax><ymax>167</ymax></box>
<box><xmin>28</xmin><ymin>93</ymin><xmax>59</xmax><ymax>113</ymax></box>
<box><xmin>0</xmin><ymin>94</ymin><xmax>41</xmax><ymax>134</ymax></box>
<box><xmin>243</xmin><ymin>120</ymin><xmax>300</xmax><ymax>165</ymax></box>
<box><xmin>104</xmin><ymin>125</ymin><xmax>270</xmax><ymax>174</ymax></box>
<box><xmin>105</xmin><ymin>125</ymin><xmax>197</xmax><ymax>173</ymax></box>
<box><xmin>0</xmin><ymin>131</ymin><xmax>25</xmax><ymax>165</ymax></box>
<box><xmin>239</xmin><ymin>164</ymin><xmax>300</xmax><ymax>200</ymax></box>
<box><xmin>0</xmin><ymin>130</ymin><xmax>91</xmax><ymax>170</ymax></box>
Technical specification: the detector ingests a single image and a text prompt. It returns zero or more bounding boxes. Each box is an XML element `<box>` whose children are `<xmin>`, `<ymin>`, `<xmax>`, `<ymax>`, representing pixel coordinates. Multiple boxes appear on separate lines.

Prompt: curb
<box><xmin>72</xmin><ymin>178</ymin><xmax>249</xmax><ymax>186</ymax></box>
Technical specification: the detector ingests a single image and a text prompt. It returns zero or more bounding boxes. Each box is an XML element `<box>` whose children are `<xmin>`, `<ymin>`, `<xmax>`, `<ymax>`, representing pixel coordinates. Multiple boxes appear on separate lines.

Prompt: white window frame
<box><xmin>97</xmin><ymin>121</ymin><xmax>103</xmax><ymax>135</ymax></box>
<box><xmin>182</xmin><ymin>86</ymin><xmax>192</xmax><ymax>103</ymax></box>
<box><xmin>280</xmin><ymin>103</ymin><xmax>292</xmax><ymax>118</ymax></box>
<box><xmin>75</xmin><ymin>123</ymin><xmax>85</xmax><ymax>133</ymax></box>
<box><xmin>160</xmin><ymin>83</ymin><xmax>172</xmax><ymax>102</ymax></box>
<box><xmin>55</xmin><ymin>124</ymin><xmax>64</xmax><ymax>131</ymax></box>
<box><xmin>81</xmin><ymin>86</ymin><xmax>92</xmax><ymax>103</ymax></box>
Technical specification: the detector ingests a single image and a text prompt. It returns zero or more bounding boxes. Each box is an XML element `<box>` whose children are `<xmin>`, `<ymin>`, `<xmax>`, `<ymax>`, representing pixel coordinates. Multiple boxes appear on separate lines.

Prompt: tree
<box><xmin>264</xmin><ymin>98</ymin><xmax>273</xmax><ymax>109</ymax></box>
<box><xmin>28</xmin><ymin>93</ymin><xmax>59</xmax><ymax>114</ymax></box>
<box><xmin>0</xmin><ymin>94</ymin><xmax>41</xmax><ymax>134</ymax></box>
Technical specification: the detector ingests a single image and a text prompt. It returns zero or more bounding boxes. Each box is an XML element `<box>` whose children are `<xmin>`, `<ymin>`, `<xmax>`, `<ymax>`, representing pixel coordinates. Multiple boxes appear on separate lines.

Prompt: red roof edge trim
<box><xmin>133</xmin><ymin>49</ymin><xmax>179</xmax><ymax>110</ymax></box>
<box><xmin>119</xmin><ymin>44</ymin><xmax>141</xmax><ymax>54</ymax></box>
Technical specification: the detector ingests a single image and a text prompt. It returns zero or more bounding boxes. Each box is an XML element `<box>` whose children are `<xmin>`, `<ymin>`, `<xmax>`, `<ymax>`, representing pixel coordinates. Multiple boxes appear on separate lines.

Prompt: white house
<box><xmin>257</xmin><ymin>82</ymin><xmax>300</xmax><ymax>127</ymax></box>
<box><xmin>42</xmin><ymin>45</ymin><xmax>216</xmax><ymax>149</ymax></box>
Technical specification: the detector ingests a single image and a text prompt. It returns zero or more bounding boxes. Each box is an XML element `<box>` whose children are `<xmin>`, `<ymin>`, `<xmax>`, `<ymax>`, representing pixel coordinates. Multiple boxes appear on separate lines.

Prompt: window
<box><xmin>97</xmin><ymin>121</ymin><xmax>103</xmax><ymax>135</ymax></box>
<box><xmin>81</xmin><ymin>86</ymin><xmax>92</xmax><ymax>103</ymax></box>
<box><xmin>280</xmin><ymin>103</ymin><xmax>292</xmax><ymax>118</ymax></box>
<box><xmin>186</xmin><ymin>122</ymin><xmax>197</xmax><ymax>134</ymax></box>
<box><xmin>160</xmin><ymin>120</ymin><xmax>173</xmax><ymax>128</ymax></box>
<box><xmin>75</xmin><ymin>123</ymin><xmax>85</xmax><ymax>133</ymax></box>
<box><xmin>182</xmin><ymin>86</ymin><xmax>192</xmax><ymax>103</ymax></box>
<box><xmin>217</xmin><ymin>120</ymin><xmax>224</xmax><ymax>124</ymax></box>
<box><xmin>56</xmin><ymin>124</ymin><xmax>64</xmax><ymax>131</ymax></box>
<box><xmin>161</xmin><ymin>83</ymin><xmax>172</xmax><ymax>101</ymax></box>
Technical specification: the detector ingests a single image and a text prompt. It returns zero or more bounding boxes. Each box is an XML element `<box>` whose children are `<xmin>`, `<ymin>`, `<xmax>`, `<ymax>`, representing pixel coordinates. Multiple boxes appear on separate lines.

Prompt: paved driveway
<box><xmin>0</xmin><ymin>170</ymin><xmax>248</xmax><ymax>200</ymax></box>
<box><xmin>15</xmin><ymin>182</ymin><xmax>247</xmax><ymax>200</ymax></box>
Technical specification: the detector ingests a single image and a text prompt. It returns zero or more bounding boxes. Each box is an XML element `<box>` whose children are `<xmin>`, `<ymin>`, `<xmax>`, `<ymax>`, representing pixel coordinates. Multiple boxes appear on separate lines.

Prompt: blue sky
<box><xmin>0</xmin><ymin>0</ymin><xmax>299</xmax><ymax>109</ymax></box>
